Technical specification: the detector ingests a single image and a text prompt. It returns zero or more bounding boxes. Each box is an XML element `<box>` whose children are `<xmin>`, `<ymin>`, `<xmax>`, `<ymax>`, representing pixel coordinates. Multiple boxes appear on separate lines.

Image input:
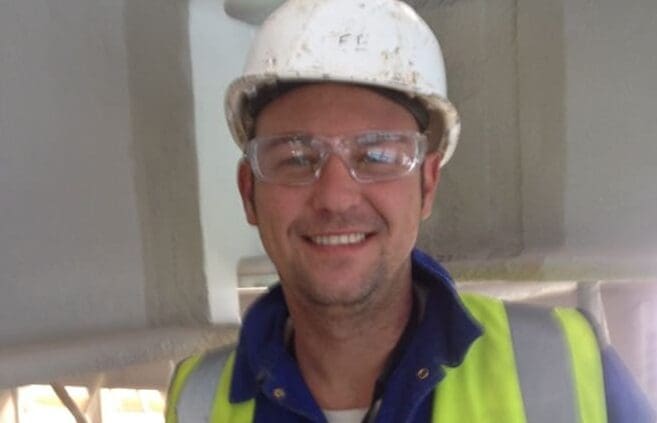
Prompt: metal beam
<box><xmin>51</xmin><ymin>384</ymin><xmax>88</xmax><ymax>423</ymax></box>
<box><xmin>82</xmin><ymin>375</ymin><xmax>105</xmax><ymax>423</ymax></box>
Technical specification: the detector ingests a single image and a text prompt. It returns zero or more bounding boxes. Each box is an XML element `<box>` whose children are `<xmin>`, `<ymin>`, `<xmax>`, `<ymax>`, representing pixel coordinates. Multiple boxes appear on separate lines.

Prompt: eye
<box><xmin>260</xmin><ymin>136</ymin><xmax>312</xmax><ymax>166</ymax></box>
<box><xmin>361</xmin><ymin>148</ymin><xmax>398</xmax><ymax>165</ymax></box>
<box><xmin>281</xmin><ymin>149</ymin><xmax>316</xmax><ymax>167</ymax></box>
<box><xmin>267</xmin><ymin>139</ymin><xmax>322</xmax><ymax>179</ymax></box>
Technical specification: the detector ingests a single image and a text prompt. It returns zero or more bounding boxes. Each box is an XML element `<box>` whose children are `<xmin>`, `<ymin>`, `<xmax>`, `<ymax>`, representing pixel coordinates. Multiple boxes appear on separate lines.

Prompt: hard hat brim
<box><xmin>225</xmin><ymin>74</ymin><xmax>460</xmax><ymax>167</ymax></box>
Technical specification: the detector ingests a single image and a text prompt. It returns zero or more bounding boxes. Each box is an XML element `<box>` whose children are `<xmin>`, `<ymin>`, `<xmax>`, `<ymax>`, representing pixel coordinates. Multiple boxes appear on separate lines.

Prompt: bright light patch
<box><xmin>101</xmin><ymin>388</ymin><xmax>164</xmax><ymax>422</ymax></box>
<box><xmin>14</xmin><ymin>385</ymin><xmax>164</xmax><ymax>423</ymax></box>
<box><xmin>18</xmin><ymin>385</ymin><xmax>89</xmax><ymax>423</ymax></box>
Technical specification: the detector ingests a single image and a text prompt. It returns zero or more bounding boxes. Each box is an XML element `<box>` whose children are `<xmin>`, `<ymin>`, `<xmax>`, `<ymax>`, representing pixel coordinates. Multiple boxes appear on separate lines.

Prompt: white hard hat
<box><xmin>225</xmin><ymin>0</ymin><xmax>461</xmax><ymax>167</ymax></box>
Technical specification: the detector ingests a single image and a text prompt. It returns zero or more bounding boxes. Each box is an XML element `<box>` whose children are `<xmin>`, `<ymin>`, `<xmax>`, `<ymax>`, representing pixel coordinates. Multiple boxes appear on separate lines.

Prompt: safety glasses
<box><xmin>244</xmin><ymin>131</ymin><xmax>427</xmax><ymax>186</ymax></box>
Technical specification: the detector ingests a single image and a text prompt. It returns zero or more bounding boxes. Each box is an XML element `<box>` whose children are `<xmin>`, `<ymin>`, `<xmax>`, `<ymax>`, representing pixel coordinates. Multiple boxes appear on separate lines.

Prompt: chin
<box><xmin>301</xmin><ymin>278</ymin><xmax>380</xmax><ymax>308</ymax></box>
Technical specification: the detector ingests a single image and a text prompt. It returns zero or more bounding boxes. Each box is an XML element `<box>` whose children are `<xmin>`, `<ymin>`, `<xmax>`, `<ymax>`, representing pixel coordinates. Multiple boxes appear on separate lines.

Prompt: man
<box><xmin>167</xmin><ymin>0</ymin><xmax>654</xmax><ymax>421</ymax></box>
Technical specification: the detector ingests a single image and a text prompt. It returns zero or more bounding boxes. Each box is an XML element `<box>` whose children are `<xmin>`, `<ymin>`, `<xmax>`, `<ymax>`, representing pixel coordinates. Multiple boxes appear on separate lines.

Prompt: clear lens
<box><xmin>253</xmin><ymin>134</ymin><xmax>321</xmax><ymax>185</ymax></box>
<box><xmin>246</xmin><ymin>131</ymin><xmax>426</xmax><ymax>185</ymax></box>
<box><xmin>349</xmin><ymin>132</ymin><xmax>423</xmax><ymax>182</ymax></box>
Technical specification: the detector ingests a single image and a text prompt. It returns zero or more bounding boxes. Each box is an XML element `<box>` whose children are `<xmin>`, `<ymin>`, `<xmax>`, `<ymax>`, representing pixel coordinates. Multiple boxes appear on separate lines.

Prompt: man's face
<box><xmin>238</xmin><ymin>83</ymin><xmax>441</xmax><ymax>310</ymax></box>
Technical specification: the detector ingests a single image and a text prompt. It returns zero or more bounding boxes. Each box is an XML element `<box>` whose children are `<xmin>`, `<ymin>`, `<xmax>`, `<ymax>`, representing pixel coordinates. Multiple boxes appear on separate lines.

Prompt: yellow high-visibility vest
<box><xmin>166</xmin><ymin>294</ymin><xmax>607</xmax><ymax>423</ymax></box>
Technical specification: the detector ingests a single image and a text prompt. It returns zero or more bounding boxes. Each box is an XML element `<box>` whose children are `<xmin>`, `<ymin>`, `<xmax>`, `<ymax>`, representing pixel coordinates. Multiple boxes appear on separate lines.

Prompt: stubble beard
<box><xmin>289</xmin><ymin>253</ymin><xmax>389</xmax><ymax>309</ymax></box>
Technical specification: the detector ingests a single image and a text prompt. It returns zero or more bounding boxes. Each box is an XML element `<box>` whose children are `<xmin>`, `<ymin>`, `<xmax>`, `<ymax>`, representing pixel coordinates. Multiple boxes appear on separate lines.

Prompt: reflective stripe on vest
<box><xmin>432</xmin><ymin>295</ymin><xmax>607</xmax><ymax>423</ymax></box>
<box><xmin>166</xmin><ymin>293</ymin><xmax>607</xmax><ymax>422</ymax></box>
<box><xmin>507</xmin><ymin>302</ymin><xmax>577</xmax><ymax>422</ymax></box>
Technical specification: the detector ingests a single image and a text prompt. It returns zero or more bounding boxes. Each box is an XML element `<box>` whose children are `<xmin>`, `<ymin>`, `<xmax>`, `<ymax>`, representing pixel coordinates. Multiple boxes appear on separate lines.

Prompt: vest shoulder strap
<box><xmin>166</xmin><ymin>344</ymin><xmax>236</xmax><ymax>423</ymax></box>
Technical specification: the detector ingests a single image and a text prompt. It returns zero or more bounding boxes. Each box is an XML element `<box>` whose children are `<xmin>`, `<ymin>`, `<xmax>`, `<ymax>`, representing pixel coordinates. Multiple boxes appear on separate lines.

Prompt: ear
<box><xmin>420</xmin><ymin>152</ymin><xmax>442</xmax><ymax>220</ymax></box>
<box><xmin>237</xmin><ymin>159</ymin><xmax>258</xmax><ymax>225</ymax></box>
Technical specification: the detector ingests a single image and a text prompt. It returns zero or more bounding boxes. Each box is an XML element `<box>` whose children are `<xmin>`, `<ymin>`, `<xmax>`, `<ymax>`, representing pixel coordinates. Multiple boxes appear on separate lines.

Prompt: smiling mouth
<box><xmin>309</xmin><ymin>233</ymin><xmax>367</xmax><ymax>246</ymax></box>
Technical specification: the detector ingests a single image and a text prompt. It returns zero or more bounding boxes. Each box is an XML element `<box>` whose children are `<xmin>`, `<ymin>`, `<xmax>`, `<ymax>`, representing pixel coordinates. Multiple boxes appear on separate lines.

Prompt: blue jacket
<box><xmin>229</xmin><ymin>249</ymin><xmax>655</xmax><ymax>422</ymax></box>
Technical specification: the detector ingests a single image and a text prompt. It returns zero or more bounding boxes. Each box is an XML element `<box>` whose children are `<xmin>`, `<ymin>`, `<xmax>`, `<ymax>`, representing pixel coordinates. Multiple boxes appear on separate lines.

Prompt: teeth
<box><xmin>311</xmin><ymin>233</ymin><xmax>366</xmax><ymax>246</ymax></box>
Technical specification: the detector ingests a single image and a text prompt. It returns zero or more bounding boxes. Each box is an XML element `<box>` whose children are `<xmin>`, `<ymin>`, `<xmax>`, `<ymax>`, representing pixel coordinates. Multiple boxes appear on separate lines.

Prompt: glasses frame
<box><xmin>244</xmin><ymin>130</ymin><xmax>428</xmax><ymax>186</ymax></box>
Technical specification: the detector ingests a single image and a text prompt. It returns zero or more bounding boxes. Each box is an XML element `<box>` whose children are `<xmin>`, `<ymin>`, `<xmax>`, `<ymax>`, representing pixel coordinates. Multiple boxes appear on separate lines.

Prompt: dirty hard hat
<box><xmin>225</xmin><ymin>0</ymin><xmax>461</xmax><ymax>167</ymax></box>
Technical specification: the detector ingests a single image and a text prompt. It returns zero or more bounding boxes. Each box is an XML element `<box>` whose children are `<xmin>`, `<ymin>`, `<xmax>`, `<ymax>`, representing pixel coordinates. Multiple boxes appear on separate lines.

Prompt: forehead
<box><xmin>254</xmin><ymin>83</ymin><xmax>419</xmax><ymax>137</ymax></box>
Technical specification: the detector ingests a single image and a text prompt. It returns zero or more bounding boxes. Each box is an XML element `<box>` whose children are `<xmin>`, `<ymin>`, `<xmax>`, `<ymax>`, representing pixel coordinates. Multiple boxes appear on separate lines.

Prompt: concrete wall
<box><xmin>0</xmin><ymin>0</ymin><xmax>148</xmax><ymax>345</ymax></box>
<box><xmin>561</xmin><ymin>0</ymin><xmax>657</xmax><ymax>255</ymax></box>
<box><xmin>0</xmin><ymin>0</ymin><xmax>216</xmax><ymax>349</ymax></box>
<box><xmin>125</xmin><ymin>1</ymin><xmax>209</xmax><ymax>327</ymax></box>
<box><xmin>418</xmin><ymin>0</ymin><xmax>523</xmax><ymax>261</ymax></box>
<box><xmin>417</xmin><ymin>0</ymin><xmax>657</xmax><ymax>281</ymax></box>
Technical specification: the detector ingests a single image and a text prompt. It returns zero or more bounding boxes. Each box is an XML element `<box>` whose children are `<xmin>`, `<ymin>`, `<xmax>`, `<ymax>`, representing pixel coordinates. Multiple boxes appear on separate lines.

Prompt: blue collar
<box><xmin>229</xmin><ymin>249</ymin><xmax>482</xmax><ymax>418</ymax></box>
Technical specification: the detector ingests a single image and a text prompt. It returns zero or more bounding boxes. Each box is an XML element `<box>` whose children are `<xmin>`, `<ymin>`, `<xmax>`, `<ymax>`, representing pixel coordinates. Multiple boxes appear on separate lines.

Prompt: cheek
<box><xmin>372</xmin><ymin>178</ymin><xmax>424</xmax><ymax>228</ymax></box>
<box><xmin>252</xmin><ymin>194</ymin><xmax>289</xmax><ymax>260</ymax></box>
<box><xmin>253</xmin><ymin>184</ymin><xmax>301</xmax><ymax>235</ymax></box>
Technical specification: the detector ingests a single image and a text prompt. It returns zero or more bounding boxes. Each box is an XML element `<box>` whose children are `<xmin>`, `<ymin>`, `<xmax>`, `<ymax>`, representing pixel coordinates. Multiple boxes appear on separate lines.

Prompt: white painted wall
<box><xmin>189</xmin><ymin>0</ymin><xmax>263</xmax><ymax>323</ymax></box>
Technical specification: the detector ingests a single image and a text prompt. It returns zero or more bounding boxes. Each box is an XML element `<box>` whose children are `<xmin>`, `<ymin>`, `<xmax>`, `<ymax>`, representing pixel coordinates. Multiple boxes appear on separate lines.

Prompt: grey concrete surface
<box><xmin>124</xmin><ymin>0</ymin><xmax>209</xmax><ymax>327</ymax></box>
<box><xmin>0</xmin><ymin>0</ymin><xmax>147</xmax><ymax>346</ymax></box>
<box><xmin>416</xmin><ymin>0</ymin><xmax>657</xmax><ymax>280</ymax></box>
<box><xmin>0</xmin><ymin>0</ymin><xmax>214</xmax><ymax>386</ymax></box>
<box><xmin>418</xmin><ymin>0</ymin><xmax>524</xmax><ymax>261</ymax></box>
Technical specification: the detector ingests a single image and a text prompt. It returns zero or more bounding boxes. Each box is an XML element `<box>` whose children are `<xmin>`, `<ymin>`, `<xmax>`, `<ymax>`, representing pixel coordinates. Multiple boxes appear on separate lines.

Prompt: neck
<box><xmin>284</xmin><ymin>277</ymin><xmax>413</xmax><ymax>410</ymax></box>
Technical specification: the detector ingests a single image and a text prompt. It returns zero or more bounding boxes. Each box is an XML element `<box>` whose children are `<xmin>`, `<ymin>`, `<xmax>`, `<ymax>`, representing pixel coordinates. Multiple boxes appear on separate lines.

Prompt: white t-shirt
<box><xmin>323</xmin><ymin>408</ymin><xmax>369</xmax><ymax>423</ymax></box>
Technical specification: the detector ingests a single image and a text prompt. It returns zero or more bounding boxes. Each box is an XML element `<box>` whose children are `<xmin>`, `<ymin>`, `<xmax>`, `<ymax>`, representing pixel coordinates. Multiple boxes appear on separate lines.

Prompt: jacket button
<box><xmin>417</xmin><ymin>368</ymin><xmax>430</xmax><ymax>380</ymax></box>
<box><xmin>273</xmin><ymin>388</ymin><xmax>286</xmax><ymax>400</ymax></box>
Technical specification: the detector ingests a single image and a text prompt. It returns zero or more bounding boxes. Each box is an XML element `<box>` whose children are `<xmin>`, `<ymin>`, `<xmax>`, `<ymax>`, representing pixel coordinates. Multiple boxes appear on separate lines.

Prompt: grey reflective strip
<box><xmin>177</xmin><ymin>345</ymin><xmax>235</xmax><ymax>422</ymax></box>
<box><xmin>505</xmin><ymin>303</ymin><xmax>577</xmax><ymax>423</ymax></box>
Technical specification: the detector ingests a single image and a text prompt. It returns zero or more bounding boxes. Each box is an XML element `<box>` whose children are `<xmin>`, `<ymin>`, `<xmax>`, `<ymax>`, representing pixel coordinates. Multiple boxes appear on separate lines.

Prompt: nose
<box><xmin>310</xmin><ymin>154</ymin><xmax>361</xmax><ymax>213</ymax></box>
